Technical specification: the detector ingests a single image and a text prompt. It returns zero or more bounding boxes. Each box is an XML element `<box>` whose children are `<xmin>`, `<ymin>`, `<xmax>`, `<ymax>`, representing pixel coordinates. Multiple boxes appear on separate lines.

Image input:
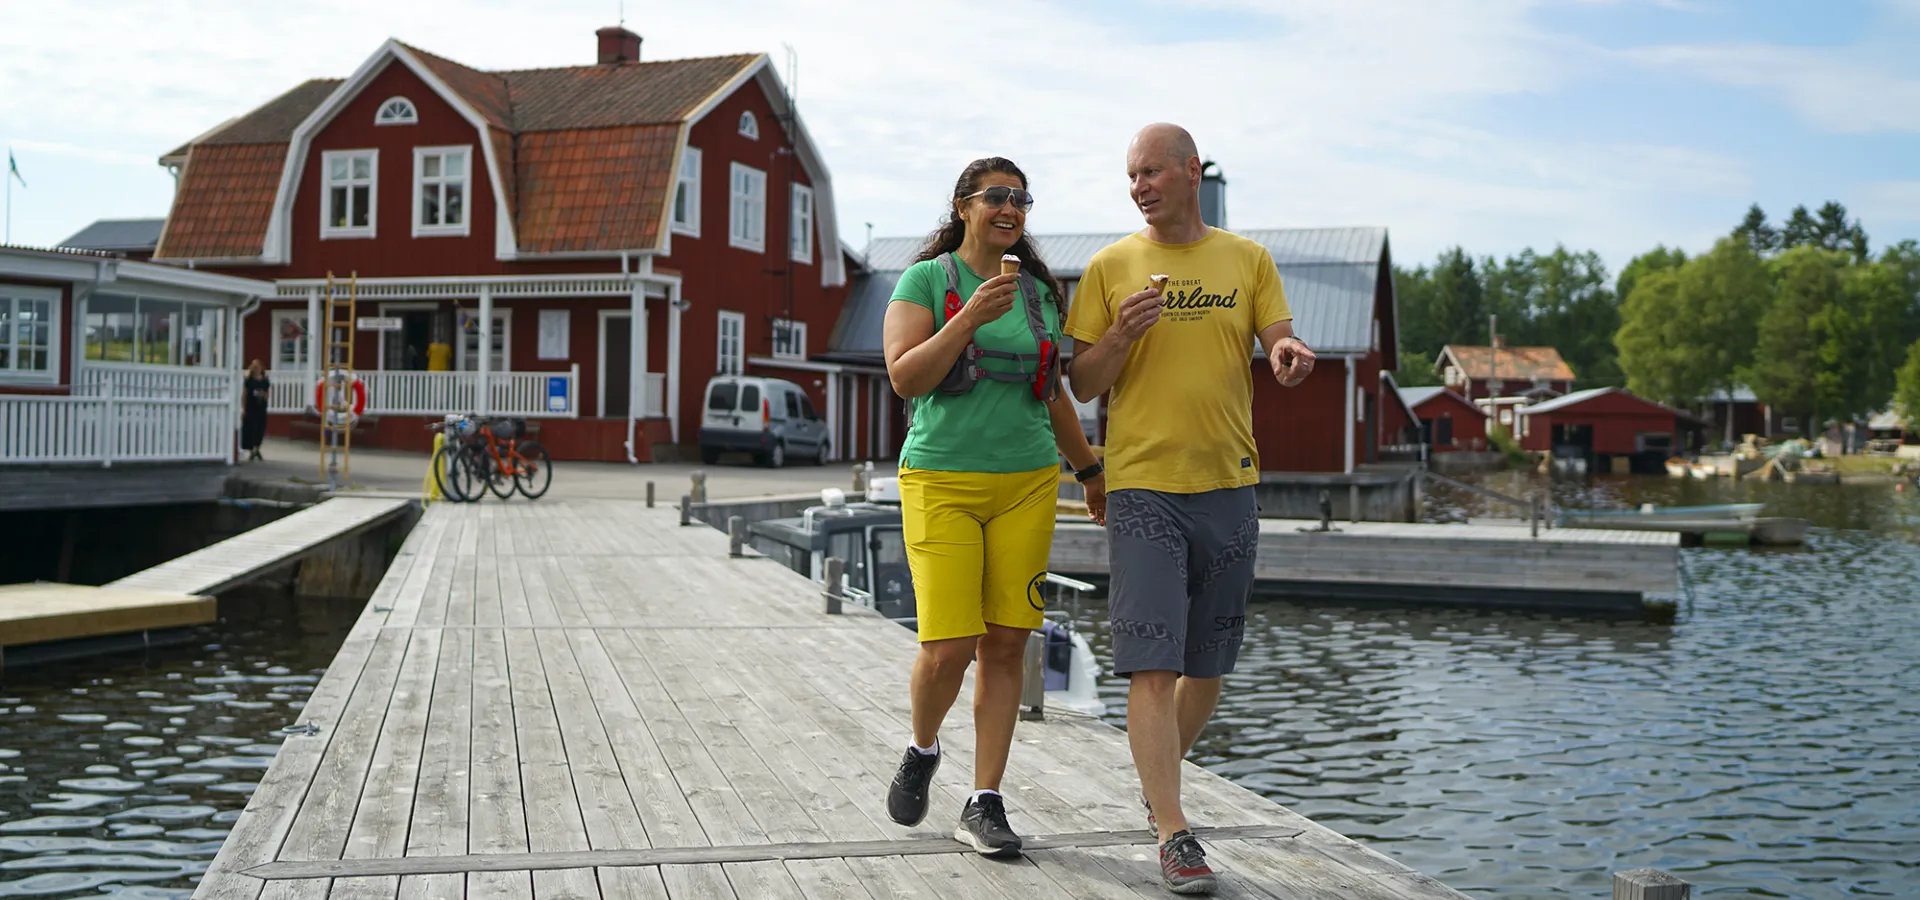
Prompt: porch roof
<box><xmin>0</xmin><ymin>244</ymin><xmax>275</xmax><ymax>303</ymax></box>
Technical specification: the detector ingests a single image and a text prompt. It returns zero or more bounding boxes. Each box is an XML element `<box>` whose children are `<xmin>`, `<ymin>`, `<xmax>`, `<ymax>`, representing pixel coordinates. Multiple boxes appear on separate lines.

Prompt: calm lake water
<box><xmin>1072</xmin><ymin>475</ymin><xmax>1920</xmax><ymax>898</ymax></box>
<box><xmin>3</xmin><ymin>477</ymin><xmax>1915</xmax><ymax>898</ymax></box>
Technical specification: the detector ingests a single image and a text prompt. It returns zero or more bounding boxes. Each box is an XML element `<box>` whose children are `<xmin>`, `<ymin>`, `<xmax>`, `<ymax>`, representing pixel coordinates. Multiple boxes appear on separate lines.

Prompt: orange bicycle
<box><xmin>432</xmin><ymin>415</ymin><xmax>552</xmax><ymax>501</ymax></box>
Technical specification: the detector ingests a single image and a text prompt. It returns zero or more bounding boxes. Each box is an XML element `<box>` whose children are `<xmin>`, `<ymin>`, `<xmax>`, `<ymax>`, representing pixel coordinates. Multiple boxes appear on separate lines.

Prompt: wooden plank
<box><xmin>0</xmin><ymin>583</ymin><xmax>214</xmax><ymax>648</ymax></box>
<box><xmin>106</xmin><ymin>497</ymin><xmax>411</xmax><ymax>596</ymax></box>
<box><xmin>328</xmin><ymin>628</ymin><xmax>445</xmax><ymax>900</ymax></box>
<box><xmin>467</xmin><ymin>628</ymin><xmax>530</xmax><ymax>899</ymax></box>
<box><xmin>396</xmin><ymin>625</ymin><xmax>472</xmax><ymax>900</ymax></box>
<box><xmin>503</xmin><ymin>624</ymin><xmax>601</xmax><ymax>900</ymax></box>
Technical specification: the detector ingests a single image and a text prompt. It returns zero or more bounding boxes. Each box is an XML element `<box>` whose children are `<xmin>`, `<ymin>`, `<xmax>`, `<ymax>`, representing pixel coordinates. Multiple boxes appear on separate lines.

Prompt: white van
<box><xmin>698</xmin><ymin>375</ymin><xmax>829</xmax><ymax>467</ymax></box>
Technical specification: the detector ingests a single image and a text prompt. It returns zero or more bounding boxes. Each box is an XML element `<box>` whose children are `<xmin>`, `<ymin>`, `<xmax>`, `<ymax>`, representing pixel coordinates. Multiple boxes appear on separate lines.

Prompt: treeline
<box><xmin>1393</xmin><ymin>202</ymin><xmax>1920</xmax><ymax>430</ymax></box>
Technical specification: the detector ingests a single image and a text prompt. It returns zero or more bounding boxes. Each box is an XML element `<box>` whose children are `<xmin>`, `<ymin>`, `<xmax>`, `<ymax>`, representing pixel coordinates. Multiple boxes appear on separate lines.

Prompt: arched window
<box><xmin>376</xmin><ymin>97</ymin><xmax>418</xmax><ymax>125</ymax></box>
<box><xmin>737</xmin><ymin>110</ymin><xmax>759</xmax><ymax>140</ymax></box>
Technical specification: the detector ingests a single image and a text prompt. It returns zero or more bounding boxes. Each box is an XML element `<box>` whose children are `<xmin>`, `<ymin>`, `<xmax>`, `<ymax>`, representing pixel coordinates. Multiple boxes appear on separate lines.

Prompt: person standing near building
<box><xmin>881</xmin><ymin>156</ymin><xmax>1107</xmax><ymax>858</ymax></box>
<box><xmin>1065</xmin><ymin>123</ymin><xmax>1315</xmax><ymax>895</ymax></box>
<box><xmin>241</xmin><ymin>360</ymin><xmax>270</xmax><ymax>461</ymax></box>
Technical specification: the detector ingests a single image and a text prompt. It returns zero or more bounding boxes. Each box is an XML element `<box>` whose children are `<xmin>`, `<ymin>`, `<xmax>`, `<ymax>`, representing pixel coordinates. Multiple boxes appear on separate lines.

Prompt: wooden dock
<box><xmin>107</xmin><ymin>496</ymin><xmax>413</xmax><ymax>596</ymax></box>
<box><xmin>0</xmin><ymin>582</ymin><xmax>214</xmax><ymax>666</ymax></box>
<box><xmin>195</xmin><ymin>500</ymin><xmax>1469</xmax><ymax>900</ymax></box>
<box><xmin>1050</xmin><ymin>518</ymin><xmax>1679</xmax><ymax>612</ymax></box>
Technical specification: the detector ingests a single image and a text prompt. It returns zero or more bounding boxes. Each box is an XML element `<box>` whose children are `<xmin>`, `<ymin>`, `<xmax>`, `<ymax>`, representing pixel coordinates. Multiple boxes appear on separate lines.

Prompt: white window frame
<box><xmin>672</xmin><ymin>146</ymin><xmax>702</xmax><ymax>238</ymax></box>
<box><xmin>716</xmin><ymin>310</ymin><xmax>745</xmax><ymax>375</ymax></box>
<box><xmin>375</xmin><ymin>96</ymin><xmax>418</xmax><ymax>126</ymax></box>
<box><xmin>738</xmin><ymin>111</ymin><xmax>759</xmax><ymax>140</ymax></box>
<box><xmin>412</xmin><ymin>145</ymin><xmax>471</xmax><ymax>238</ymax></box>
<box><xmin>729</xmin><ymin>163</ymin><xmax>766</xmax><ymax>252</ymax></box>
<box><xmin>538</xmin><ymin>309</ymin><xmax>570</xmax><ymax>360</ymax></box>
<box><xmin>270</xmin><ymin>309</ymin><xmax>309</xmax><ymax>372</ymax></box>
<box><xmin>771</xmin><ymin>317</ymin><xmax>807</xmax><ymax>360</ymax></box>
<box><xmin>0</xmin><ymin>284</ymin><xmax>61</xmax><ymax>384</ymax></box>
<box><xmin>320</xmin><ymin>148</ymin><xmax>378</xmax><ymax>240</ymax></box>
<box><xmin>789</xmin><ymin>183</ymin><xmax>814</xmax><ymax>264</ymax></box>
<box><xmin>456</xmin><ymin>307</ymin><xmax>512</xmax><ymax>373</ymax></box>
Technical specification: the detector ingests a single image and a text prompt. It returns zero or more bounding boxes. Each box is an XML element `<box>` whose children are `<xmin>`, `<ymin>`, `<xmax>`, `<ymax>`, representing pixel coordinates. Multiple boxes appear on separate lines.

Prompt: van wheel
<box><xmin>812</xmin><ymin>440</ymin><xmax>829</xmax><ymax>465</ymax></box>
<box><xmin>700</xmin><ymin>446</ymin><xmax>719</xmax><ymax>465</ymax></box>
<box><xmin>766</xmin><ymin>442</ymin><xmax>786</xmax><ymax>468</ymax></box>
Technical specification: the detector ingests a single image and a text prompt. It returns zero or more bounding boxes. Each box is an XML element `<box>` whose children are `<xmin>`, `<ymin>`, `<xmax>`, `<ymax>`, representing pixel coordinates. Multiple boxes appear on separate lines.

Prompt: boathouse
<box><xmin>1396</xmin><ymin>385</ymin><xmax>1489</xmax><ymax>453</ymax></box>
<box><xmin>148</xmin><ymin>26</ymin><xmax>883</xmax><ymax>463</ymax></box>
<box><xmin>1516</xmin><ymin>386</ymin><xmax>1698</xmax><ymax>473</ymax></box>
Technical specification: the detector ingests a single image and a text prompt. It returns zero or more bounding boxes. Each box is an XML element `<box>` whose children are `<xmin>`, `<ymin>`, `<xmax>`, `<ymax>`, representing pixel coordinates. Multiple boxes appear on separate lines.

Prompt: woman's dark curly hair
<box><xmin>913</xmin><ymin>157</ymin><xmax>1066</xmax><ymax>311</ymax></box>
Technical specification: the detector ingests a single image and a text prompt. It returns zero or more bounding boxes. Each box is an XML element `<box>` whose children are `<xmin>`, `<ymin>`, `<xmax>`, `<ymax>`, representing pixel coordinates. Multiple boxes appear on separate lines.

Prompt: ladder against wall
<box><xmin>319</xmin><ymin>271</ymin><xmax>358</xmax><ymax>486</ymax></box>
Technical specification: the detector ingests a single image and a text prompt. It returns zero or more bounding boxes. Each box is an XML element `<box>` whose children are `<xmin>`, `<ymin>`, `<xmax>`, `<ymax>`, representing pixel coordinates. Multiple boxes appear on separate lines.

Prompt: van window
<box><xmin>707</xmin><ymin>382</ymin><xmax>737</xmax><ymax>411</ymax></box>
<box><xmin>800</xmin><ymin>396</ymin><xmax>818</xmax><ymax>420</ymax></box>
<box><xmin>740</xmin><ymin>384</ymin><xmax>761</xmax><ymax>412</ymax></box>
<box><xmin>785</xmin><ymin>391</ymin><xmax>801</xmax><ymax>420</ymax></box>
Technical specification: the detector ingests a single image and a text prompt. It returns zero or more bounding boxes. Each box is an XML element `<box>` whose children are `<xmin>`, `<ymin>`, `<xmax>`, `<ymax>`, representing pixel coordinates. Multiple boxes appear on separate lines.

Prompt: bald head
<box><xmin>1130</xmin><ymin>123</ymin><xmax>1198</xmax><ymax>166</ymax></box>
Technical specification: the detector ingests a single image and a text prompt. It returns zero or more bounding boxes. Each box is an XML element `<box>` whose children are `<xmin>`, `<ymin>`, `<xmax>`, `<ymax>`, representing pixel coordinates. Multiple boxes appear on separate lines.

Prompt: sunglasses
<box><xmin>962</xmin><ymin>185</ymin><xmax>1035</xmax><ymax>212</ymax></box>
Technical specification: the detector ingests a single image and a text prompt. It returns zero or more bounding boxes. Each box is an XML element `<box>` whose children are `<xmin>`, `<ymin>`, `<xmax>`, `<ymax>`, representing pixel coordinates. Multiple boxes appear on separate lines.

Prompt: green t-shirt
<box><xmin>890</xmin><ymin>255</ymin><xmax>1063</xmax><ymax>473</ymax></box>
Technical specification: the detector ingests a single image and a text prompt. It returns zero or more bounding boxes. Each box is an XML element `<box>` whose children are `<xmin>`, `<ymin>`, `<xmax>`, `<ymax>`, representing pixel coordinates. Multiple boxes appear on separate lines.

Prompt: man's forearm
<box><xmin>1068</xmin><ymin>335</ymin><xmax>1131</xmax><ymax>402</ymax></box>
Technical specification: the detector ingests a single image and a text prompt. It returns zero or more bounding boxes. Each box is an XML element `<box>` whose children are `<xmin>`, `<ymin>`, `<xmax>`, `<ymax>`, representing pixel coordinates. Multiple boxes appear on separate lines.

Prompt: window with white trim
<box><xmin>771</xmin><ymin>317</ymin><xmax>806</xmax><ymax>360</ymax></box>
<box><xmin>271</xmin><ymin>310</ymin><xmax>308</xmax><ymax>371</ymax></box>
<box><xmin>82</xmin><ymin>293</ymin><xmax>225</xmax><ymax>369</ymax></box>
<box><xmin>789</xmin><ymin>183</ymin><xmax>814</xmax><ymax>263</ymax></box>
<box><xmin>729</xmin><ymin>163</ymin><xmax>766</xmax><ymax>252</ymax></box>
<box><xmin>738</xmin><ymin>111</ymin><xmax>759</xmax><ymax>140</ymax></box>
<box><xmin>0</xmin><ymin>284</ymin><xmax>59</xmax><ymax>381</ymax></box>
<box><xmin>375</xmin><ymin>97</ymin><xmax>418</xmax><ymax>125</ymax></box>
<box><xmin>456</xmin><ymin>307</ymin><xmax>510</xmax><ymax>372</ymax></box>
<box><xmin>321</xmin><ymin>149</ymin><xmax>377</xmax><ymax>238</ymax></box>
<box><xmin>716</xmin><ymin>310</ymin><xmax>744</xmax><ymax>375</ymax></box>
<box><xmin>412</xmin><ymin>146</ymin><xmax>469</xmax><ymax>237</ymax></box>
<box><xmin>672</xmin><ymin>146</ymin><xmax>702</xmax><ymax>237</ymax></box>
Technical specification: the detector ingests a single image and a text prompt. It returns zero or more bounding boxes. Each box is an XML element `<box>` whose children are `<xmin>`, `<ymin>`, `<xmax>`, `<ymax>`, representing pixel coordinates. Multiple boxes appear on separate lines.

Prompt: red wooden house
<box><xmin>1394</xmin><ymin>386</ymin><xmax>1489</xmax><ymax>452</ymax></box>
<box><xmin>1516</xmin><ymin>387</ymin><xmax>1699</xmax><ymax>473</ymax></box>
<box><xmin>1436</xmin><ymin>342</ymin><xmax>1575</xmax><ymax>401</ymax></box>
<box><xmin>150</xmin><ymin>27</ymin><xmax>876</xmax><ymax>462</ymax></box>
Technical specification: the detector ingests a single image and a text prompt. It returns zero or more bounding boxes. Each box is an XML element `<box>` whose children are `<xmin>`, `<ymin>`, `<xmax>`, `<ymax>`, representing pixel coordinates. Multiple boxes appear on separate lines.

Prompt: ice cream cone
<box><xmin>1001</xmin><ymin>254</ymin><xmax>1021</xmax><ymax>277</ymax></box>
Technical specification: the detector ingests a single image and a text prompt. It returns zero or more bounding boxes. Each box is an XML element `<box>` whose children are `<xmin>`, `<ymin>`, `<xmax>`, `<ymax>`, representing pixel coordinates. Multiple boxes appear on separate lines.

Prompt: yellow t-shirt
<box><xmin>1064</xmin><ymin>228</ymin><xmax>1292</xmax><ymax>494</ymax></box>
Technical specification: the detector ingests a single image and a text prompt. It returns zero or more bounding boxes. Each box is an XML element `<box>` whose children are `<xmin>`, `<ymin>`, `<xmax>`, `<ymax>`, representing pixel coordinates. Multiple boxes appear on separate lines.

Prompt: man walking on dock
<box><xmin>1064</xmin><ymin>122</ymin><xmax>1315</xmax><ymax>894</ymax></box>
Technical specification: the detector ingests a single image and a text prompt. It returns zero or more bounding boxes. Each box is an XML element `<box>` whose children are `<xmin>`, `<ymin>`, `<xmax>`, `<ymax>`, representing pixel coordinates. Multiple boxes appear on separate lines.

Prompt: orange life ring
<box><xmin>315</xmin><ymin>376</ymin><xmax>368</xmax><ymax>418</ymax></box>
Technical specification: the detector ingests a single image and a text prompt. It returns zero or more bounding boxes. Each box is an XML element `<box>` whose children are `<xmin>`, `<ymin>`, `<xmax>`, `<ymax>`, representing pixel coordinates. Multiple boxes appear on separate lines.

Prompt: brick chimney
<box><xmin>1491</xmin><ymin>333</ymin><xmax>1506</xmax><ymax>350</ymax></box>
<box><xmin>596</xmin><ymin>26</ymin><xmax>641</xmax><ymax>65</ymax></box>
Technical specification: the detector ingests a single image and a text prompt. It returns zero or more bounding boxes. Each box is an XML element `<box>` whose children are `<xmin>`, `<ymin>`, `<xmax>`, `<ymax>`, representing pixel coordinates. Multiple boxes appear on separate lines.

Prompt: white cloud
<box><xmin>1628</xmin><ymin>42</ymin><xmax>1920</xmax><ymax>134</ymax></box>
<box><xmin>1852</xmin><ymin>181</ymin><xmax>1920</xmax><ymax>226</ymax></box>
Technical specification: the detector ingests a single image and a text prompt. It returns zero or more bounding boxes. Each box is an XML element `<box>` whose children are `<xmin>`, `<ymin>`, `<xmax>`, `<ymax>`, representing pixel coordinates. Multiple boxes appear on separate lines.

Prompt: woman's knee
<box><xmin>975</xmin><ymin>627</ymin><xmax>1029</xmax><ymax>667</ymax></box>
<box><xmin>919</xmin><ymin>636</ymin><xmax>977</xmax><ymax>673</ymax></box>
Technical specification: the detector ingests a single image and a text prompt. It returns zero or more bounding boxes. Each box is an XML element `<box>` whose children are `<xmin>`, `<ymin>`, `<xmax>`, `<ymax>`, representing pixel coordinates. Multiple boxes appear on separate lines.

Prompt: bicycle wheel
<box><xmin>432</xmin><ymin>444</ymin><xmax>466</xmax><ymax>502</ymax></box>
<box><xmin>514</xmin><ymin>441</ymin><xmax>553</xmax><ymax>499</ymax></box>
<box><xmin>486</xmin><ymin>445</ymin><xmax>516</xmax><ymax>500</ymax></box>
<box><xmin>447</xmin><ymin>445</ymin><xmax>480</xmax><ymax>503</ymax></box>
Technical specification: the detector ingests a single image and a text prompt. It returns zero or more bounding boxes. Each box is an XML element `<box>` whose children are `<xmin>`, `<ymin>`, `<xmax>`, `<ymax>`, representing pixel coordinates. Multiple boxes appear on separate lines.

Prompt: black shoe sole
<box><xmin>953</xmin><ymin>825</ymin><xmax>1023</xmax><ymax>859</ymax></box>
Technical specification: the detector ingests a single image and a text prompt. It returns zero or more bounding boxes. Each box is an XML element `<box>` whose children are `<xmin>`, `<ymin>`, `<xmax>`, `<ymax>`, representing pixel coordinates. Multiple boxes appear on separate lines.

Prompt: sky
<box><xmin>2</xmin><ymin>0</ymin><xmax>1917</xmax><ymax>278</ymax></box>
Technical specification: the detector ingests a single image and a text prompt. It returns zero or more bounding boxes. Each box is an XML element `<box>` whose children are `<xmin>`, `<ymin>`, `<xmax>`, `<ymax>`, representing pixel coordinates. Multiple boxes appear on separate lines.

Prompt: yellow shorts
<box><xmin>898</xmin><ymin>465</ymin><xmax>1058</xmax><ymax>642</ymax></box>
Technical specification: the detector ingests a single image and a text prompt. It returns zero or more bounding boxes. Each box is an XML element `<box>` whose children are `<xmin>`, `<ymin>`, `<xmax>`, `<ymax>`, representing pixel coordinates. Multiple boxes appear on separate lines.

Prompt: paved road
<box><xmin>238</xmin><ymin>437</ymin><xmax>897</xmax><ymax>501</ymax></box>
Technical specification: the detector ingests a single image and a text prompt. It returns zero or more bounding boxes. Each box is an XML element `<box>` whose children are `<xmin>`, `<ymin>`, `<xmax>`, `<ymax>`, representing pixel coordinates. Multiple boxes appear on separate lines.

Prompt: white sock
<box><xmin>969</xmin><ymin>789</ymin><xmax>1000</xmax><ymax>803</ymax></box>
<box><xmin>910</xmin><ymin>739</ymin><xmax>938</xmax><ymax>756</ymax></box>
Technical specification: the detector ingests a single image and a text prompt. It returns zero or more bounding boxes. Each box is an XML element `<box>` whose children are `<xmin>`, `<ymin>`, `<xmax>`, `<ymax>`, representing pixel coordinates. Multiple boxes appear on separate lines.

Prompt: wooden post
<box><xmin>1613</xmin><ymin>869</ymin><xmax>1688</xmax><ymax>900</ymax></box>
<box><xmin>824</xmin><ymin>556</ymin><xmax>845</xmax><ymax>615</ymax></box>
<box><xmin>646</xmin><ymin>480</ymin><xmax>655</xmax><ymax>508</ymax></box>
<box><xmin>1412</xmin><ymin>469</ymin><xmax>1425</xmax><ymax>523</ymax></box>
<box><xmin>690</xmin><ymin>470</ymin><xmax>708</xmax><ymax>505</ymax></box>
<box><xmin>728</xmin><ymin>516</ymin><xmax>746</xmax><ymax>558</ymax></box>
<box><xmin>679</xmin><ymin>494</ymin><xmax>692</xmax><ymax>527</ymax></box>
<box><xmin>1531</xmin><ymin>492</ymin><xmax>1541</xmax><ymax>538</ymax></box>
<box><xmin>851</xmin><ymin>464</ymin><xmax>865</xmax><ymax>493</ymax></box>
<box><xmin>1019</xmin><ymin>630</ymin><xmax>1046</xmax><ymax>720</ymax></box>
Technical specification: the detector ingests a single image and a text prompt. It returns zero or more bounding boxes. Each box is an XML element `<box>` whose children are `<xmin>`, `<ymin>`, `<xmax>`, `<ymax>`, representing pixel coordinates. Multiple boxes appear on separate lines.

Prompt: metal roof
<box><xmin>826</xmin><ymin>268</ymin><xmax>901</xmax><ymax>358</ymax></box>
<box><xmin>1397</xmin><ymin>386</ymin><xmax>1450</xmax><ymax>409</ymax></box>
<box><xmin>1517</xmin><ymin>387</ymin><xmax>1690</xmax><ymax>418</ymax></box>
<box><xmin>844</xmin><ymin>227</ymin><xmax>1389</xmax><ymax>355</ymax></box>
<box><xmin>59</xmin><ymin>218</ymin><xmax>166</xmax><ymax>252</ymax></box>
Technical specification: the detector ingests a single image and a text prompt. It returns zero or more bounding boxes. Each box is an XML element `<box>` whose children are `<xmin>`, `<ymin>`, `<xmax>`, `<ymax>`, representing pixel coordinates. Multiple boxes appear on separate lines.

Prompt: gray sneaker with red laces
<box><xmin>1158</xmin><ymin>829</ymin><xmax>1217</xmax><ymax>895</ymax></box>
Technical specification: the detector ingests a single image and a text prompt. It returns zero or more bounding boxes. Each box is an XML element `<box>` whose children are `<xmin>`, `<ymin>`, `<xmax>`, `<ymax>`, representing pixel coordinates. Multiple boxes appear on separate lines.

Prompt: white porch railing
<box><xmin>77</xmin><ymin>363</ymin><xmax>236</xmax><ymax>400</ymax></box>
<box><xmin>1</xmin><ymin>389</ymin><xmax>231</xmax><ymax>466</ymax></box>
<box><xmin>643</xmin><ymin>372</ymin><xmax>666</xmax><ymax>418</ymax></box>
<box><xmin>265</xmin><ymin>366</ymin><xmax>594</xmax><ymax>418</ymax></box>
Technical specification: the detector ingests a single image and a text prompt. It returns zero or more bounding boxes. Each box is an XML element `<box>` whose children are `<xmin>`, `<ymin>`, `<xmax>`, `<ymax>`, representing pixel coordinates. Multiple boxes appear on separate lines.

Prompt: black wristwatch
<box><xmin>1074</xmin><ymin>461</ymin><xmax>1104</xmax><ymax>483</ymax></box>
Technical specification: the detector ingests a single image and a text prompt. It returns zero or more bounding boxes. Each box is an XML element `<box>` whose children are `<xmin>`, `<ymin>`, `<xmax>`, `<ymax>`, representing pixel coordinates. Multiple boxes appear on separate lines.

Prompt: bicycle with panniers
<box><xmin>428</xmin><ymin>413</ymin><xmax>553</xmax><ymax>502</ymax></box>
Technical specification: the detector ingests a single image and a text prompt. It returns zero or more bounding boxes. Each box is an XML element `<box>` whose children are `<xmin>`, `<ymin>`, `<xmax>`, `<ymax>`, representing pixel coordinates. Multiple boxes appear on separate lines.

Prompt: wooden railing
<box><xmin>1</xmin><ymin>387</ymin><xmax>231</xmax><ymax>466</ymax></box>
<box><xmin>265</xmin><ymin>367</ymin><xmax>596</xmax><ymax>418</ymax></box>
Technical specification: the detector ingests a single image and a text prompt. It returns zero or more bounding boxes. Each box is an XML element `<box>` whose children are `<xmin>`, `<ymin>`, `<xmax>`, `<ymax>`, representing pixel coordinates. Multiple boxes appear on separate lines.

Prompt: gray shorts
<box><xmin>1106</xmin><ymin>486</ymin><xmax>1259</xmax><ymax>679</ymax></box>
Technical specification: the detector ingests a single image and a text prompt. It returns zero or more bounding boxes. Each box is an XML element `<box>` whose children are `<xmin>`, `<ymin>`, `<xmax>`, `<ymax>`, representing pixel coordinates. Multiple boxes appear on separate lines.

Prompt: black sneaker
<box><xmin>954</xmin><ymin>792</ymin><xmax>1022</xmax><ymax>857</ymax></box>
<box><xmin>1159</xmin><ymin>829</ymin><xmax>1218</xmax><ymax>895</ymax></box>
<box><xmin>885</xmin><ymin>745</ymin><xmax>940</xmax><ymax>826</ymax></box>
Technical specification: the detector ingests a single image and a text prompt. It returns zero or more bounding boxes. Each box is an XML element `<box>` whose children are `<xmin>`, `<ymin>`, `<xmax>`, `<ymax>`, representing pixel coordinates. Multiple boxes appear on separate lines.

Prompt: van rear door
<box><xmin>705</xmin><ymin>379</ymin><xmax>741</xmax><ymax>431</ymax></box>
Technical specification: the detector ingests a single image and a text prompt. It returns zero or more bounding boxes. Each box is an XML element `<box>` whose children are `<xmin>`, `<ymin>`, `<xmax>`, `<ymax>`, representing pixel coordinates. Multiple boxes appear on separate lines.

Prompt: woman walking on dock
<box><xmin>880</xmin><ymin>157</ymin><xmax>1107</xmax><ymax>857</ymax></box>
<box><xmin>241</xmin><ymin>360</ymin><xmax>270</xmax><ymax>462</ymax></box>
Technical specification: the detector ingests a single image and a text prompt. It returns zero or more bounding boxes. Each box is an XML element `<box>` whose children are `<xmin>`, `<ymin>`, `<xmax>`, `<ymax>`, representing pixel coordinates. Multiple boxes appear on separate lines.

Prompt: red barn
<box><xmin>1437</xmin><ymin>342</ymin><xmax>1575</xmax><ymax>401</ymax></box>
<box><xmin>1517</xmin><ymin>387</ymin><xmax>1695</xmax><ymax>473</ymax></box>
<box><xmin>850</xmin><ymin>226</ymin><xmax>1397</xmax><ymax>473</ymax></box>
<box><xmin>1396</xmin><ymin>386</ymin><xmax>1488</xmax><ymax>452</ymax></box>
<box><xmin>148</xmin><ymin>27</ymin><xmax>876</xmax><ymax>462</ymax></box>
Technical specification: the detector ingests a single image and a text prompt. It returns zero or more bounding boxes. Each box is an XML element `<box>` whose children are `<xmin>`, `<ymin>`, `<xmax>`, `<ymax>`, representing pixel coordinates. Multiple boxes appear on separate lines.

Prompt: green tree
<box><xmin>1896</xmin><ymin>339</ymin><xmax>1920</xmax><ymax>428</ymax></box>
<box><xmin>1732</xmin><ymin>203</ymin><xmax>1779</xmax><ymax>257</ymax></box>
<box><xmin>1529</xmin><ymin>246</ymin><xmax>1620</xmax><ymax>386</ymax></box>
<box><xmin>1780</xmin><ymin>204</ymin><xmax>1820</xmax><ymax>250</ymax></box>
<box><xmin>1393</xmin><ymin>349</ymin><xmax>1441</xmax><ymax>387</ymax></box>
<box><xmin>1842</xmin><ymin>261</ymin><xmax>1910</xmax><ymax>415</ymax></box>
<box><xmin>1814</xmin><ymin>200</ymin><xmax>1871</xmax><ymax>262</ymax></box>
<box><xmin>1740</xmin><ymin>247</ymin><xmax>1901</xmax><ymax>426</ymax></box>
<box><xmin>1882</xmin><ymin>239</ymin><xmax>1920</xmax><ymax>348</ymax></box>
<box><xmin>1393</xmin><ymin>263</ymin><xmax>1443</xmax><ymax>359</ymax></box>
<box><xmin>1615</xmin><ymin>238</ymin><xmax>1769</xmax><ymax>407</ymax></box>
<box><xmin>1428</xmin><ymin>248</ymin><xmax>1487</xmax><ymax>348</ymax></box>
<box><xmin>1615</xmin><ymin>267</ymin><xmax>1689</xmax><ymax>403</ymax></box>
<box><xmin>1616</xmin><ymin>245</ymin><xmax>1687</xmax><ymax>308</ymax></box>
